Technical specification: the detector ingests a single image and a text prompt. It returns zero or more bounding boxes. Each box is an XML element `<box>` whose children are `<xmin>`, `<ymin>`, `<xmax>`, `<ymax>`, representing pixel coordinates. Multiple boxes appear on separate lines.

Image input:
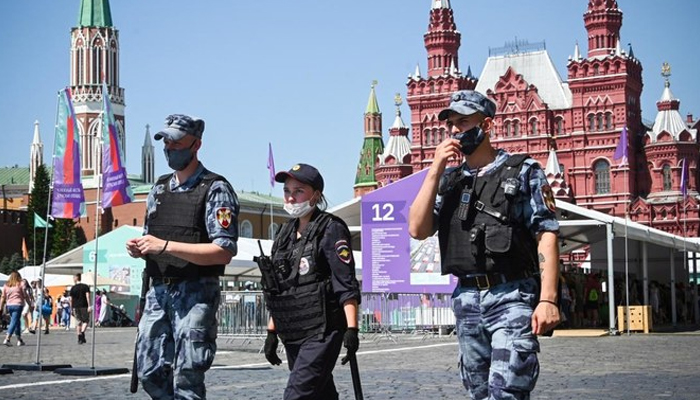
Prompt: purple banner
<box><xmin>53</xmin><ymin>183</ymin><xmax>86</xmax><ymax>215</ymax></box>
<box><xmin>361</xmin><ymin>169</ymin><xmax>457</xmax><ymax>294</ymax></box>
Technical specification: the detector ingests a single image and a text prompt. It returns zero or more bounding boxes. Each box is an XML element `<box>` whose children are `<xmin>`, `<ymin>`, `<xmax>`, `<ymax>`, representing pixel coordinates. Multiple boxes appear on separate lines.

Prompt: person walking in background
<box><xmin>20</xmin><ymin>279</ymin><xmax>34</xmax><ymax>333</ymax></box>
<box><xmin>59</xmin><ymin>290</ymin><xmax>71</xmax><ymax>330</ymax></box>
<box><xmin>69</xmin><ymin>274</ymin><xmax>91</xmax><ymax>344</ymax></box>
<box><xmin>126</xmin><ymin>113</ymin><xmax>239</xmax><ymax>399</ymax></box>
<box><xmin>94</xmin><ymin>289</ymin><xmax>102</xmax><ymax>325</ymax></box>
<box><xmin>262</xmin><ymin>163</ymin><xmax>361</xmax><ymax>400</ymax></box>
<box><xmin>39</xmin><ymin>287</ymin><xmax>53</xmax><ymax>334</ymax></box>
<box><xmin>584</xmin><ymin>273</ymin><xmax>601</xmax><ymax>327</ymax></box>
<box><xmin>409</xmin><ymin>90</ymin><xmax>560</xmax><ymax>399</ymax></box>
<box><xmin>1</xmin><ymin>271</ymin><xmax>31</xmax><ymax>346</ymax></box>
<box><xmin>97</xmin><ymin>290</ymin><xmax>110</xmax><ymax>326</ymax></box>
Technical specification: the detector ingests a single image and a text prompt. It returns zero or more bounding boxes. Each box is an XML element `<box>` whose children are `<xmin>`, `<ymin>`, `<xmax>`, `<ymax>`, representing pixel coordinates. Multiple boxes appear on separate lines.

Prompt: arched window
<box><xmin>588</xmin><ymin>114</ymin><xmax>595</xmax><ymax>131</ymax></box>
<box><xmin>605</xmin><ymin>113</ymin><xmax>613</xmax><ymax>130</ymax></box>
<box><xmin>424</xmin><ymin>130</ymin><xmax>431</xmax><ymax>146</ymax></box>
<box><xmin>594</xmin><ymin>160</ymin><xmax>610</xmax><ymax>194</ymax></box>
<box><xmin>504</xmin><ymin>121</ymin><xmax>511</xmax><ymax>137</ymax></box>
<box><xmin>240</xmin><ymin>220</ymin><xmax>253</xmax><ymax>238</ymax></box>
<box><xmin>530</xmin><ymin>119</ymin><xmax>538</xmax><ymax>135</ymax></box>
<box><xmin>513</xmin><ymin>121</ymin><xmax>520</xmax><ymax>136</ymax></box>
<box><xmin>268</xmin><ymin>223</ymin><xmax>279</xmax><ymax>240</ymax></box>
<box><xmin>597</xmin><ymin>114</ymin><xmax>604</xmax><ymax>131</ymax></box>
<box><xmin>662</xmin><ymin>164</ymin><xmax>672</xmax><ymax>191</ymax></box>
<box><xmin>556</xmin><ymin>118</ymin><xmax>563</xmax><ymax>135</ymax></box>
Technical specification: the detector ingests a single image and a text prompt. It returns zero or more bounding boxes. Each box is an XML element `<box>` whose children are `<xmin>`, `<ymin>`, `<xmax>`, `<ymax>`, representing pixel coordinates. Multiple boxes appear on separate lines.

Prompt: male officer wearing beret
<box><xmin>126</xmin><ymin>114</ymin><xmax>239</xmax><ymax>399</ymax></box>
<box><xmin>409</xmin><ymin>90</ymin><xmax>560</xmax><ymax>400</ymax></box>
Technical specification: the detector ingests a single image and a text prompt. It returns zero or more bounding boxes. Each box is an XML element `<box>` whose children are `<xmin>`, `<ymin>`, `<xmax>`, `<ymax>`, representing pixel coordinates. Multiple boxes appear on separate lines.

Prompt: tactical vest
<box><xmin>145</xmin><ymin>172</ymin><xmax>226</xmax><ymax>278</ymax></box>
<box><xmin>265</xmin><ymin>210</ymin><xmax>343</xmax><ymax>342</ymax></box>
<box><xmin>437</xmin><ymin>154</ymin><xmax>539</xmax><ymax>276</ymax></box>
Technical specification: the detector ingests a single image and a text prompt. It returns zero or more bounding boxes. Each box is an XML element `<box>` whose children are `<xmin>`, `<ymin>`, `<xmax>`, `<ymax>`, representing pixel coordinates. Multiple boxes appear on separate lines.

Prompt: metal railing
<box><xmin>215</xmin><ymin>291</ymin><xmax>456</xmax><ymax>340</ymax></box>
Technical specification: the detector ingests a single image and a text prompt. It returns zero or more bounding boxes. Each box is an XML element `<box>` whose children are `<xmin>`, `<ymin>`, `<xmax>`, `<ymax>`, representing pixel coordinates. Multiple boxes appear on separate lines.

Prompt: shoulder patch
<box><xmin>335</xmin><ymin>239</ymin><xmax>353</xmax><ymax>265</ymax></box>
<box><xmin>216</xmin><ymin>207</ymin><xmax>232</xmax><ymax>228</ymax></box>
<box><xmin>541</xmin><ymin>185</ymin><xmax>557</xmax><ymax>212</ymax></box>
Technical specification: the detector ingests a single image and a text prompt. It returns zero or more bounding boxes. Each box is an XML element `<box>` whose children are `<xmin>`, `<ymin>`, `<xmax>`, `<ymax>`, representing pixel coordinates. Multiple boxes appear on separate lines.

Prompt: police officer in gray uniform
<box><xmin>126</xmin><ymin>114</ymin><xmax>239</xmax><ymax>400</ymax></box>
<box><xmin>409</xmin><ymin>91</ymin><xmax>560</xmax><ymax>400</ymax></box>
<box><xmin>261</xmin><ymin>163</ymin><xmax>361</xmax><ymax>400</ymax></box>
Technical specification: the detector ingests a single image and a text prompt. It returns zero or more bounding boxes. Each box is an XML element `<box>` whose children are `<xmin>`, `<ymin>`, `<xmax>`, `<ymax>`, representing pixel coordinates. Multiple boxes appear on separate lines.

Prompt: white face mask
<box><xmin>284</xmin><ymin>200</ymin><xmax>315</xmax><ymax>218</ymax></box>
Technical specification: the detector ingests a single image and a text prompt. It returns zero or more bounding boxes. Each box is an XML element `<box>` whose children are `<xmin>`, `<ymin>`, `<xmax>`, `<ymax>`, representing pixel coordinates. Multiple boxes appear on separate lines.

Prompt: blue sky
<box><xmin>1</xmin><ymin>0</ymin><xmax>698</xmax><ymax>207</ymax></box>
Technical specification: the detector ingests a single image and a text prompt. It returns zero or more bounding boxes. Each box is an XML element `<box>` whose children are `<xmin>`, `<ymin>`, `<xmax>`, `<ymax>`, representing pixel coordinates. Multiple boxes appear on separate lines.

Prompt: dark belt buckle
<box><xmin>162</xmin><ymin>277</ymin><xmax>179</xmax><ymax>286</ymax></box>
<box><xmin>475</xmin><ymin>275</ymin><xmax>490</xmax><ymax>290</ymax></box>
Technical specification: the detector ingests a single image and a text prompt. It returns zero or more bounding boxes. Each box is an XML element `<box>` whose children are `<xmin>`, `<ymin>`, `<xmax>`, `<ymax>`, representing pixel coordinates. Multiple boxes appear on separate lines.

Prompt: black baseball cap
<box><xmin>275</xmin><ymin>163</ymin><xmax>324</xmax><ymax>192</ymax></box>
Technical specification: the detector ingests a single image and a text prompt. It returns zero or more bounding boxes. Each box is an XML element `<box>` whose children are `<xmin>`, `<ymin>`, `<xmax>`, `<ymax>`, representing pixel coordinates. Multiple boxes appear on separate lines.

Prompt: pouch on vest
<box><xmin>485</xmin><ymin>225</ymin><xmax>512</xmax><ymax>254</ymax></box>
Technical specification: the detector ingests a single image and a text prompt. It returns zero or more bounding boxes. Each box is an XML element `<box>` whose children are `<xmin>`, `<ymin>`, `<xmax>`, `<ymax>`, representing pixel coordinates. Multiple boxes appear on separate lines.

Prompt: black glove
<box><xmin>264</xmin><ymin>330</ymin><xmax>282</xmax><ymax>366</ymax></box>
<box><xmin>341</xmin><ymin>327</ymin><xmax>359</xmax><ymax>365</ymax></box>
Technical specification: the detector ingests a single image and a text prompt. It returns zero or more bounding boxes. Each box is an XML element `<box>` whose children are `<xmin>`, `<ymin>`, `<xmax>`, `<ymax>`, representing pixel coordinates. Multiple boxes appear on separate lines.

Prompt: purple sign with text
<box><xmin>361</xmin><ymin>169</ymin><xmax>457</xmax><ymax>294</ymax></box>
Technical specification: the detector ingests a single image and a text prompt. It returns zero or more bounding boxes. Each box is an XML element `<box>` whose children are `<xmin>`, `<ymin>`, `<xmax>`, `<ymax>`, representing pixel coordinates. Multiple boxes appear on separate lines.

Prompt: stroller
<box><xmin>102</xmin><ymin>304</ymin><xmax>135</xmax><ymax>327</ymax></box>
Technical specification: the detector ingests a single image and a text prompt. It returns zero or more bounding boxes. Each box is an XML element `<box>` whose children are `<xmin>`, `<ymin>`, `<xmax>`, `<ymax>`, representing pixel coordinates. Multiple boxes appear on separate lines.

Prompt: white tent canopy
<box><xmin>329</xmin><ymin>196</ymin><xmax>700</xmax><ymax>333</ymax></box>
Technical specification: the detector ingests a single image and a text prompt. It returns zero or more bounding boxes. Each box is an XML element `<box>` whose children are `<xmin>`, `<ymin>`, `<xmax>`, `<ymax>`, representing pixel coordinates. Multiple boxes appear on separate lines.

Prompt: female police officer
<box><xmin>262</xmin><ymin>163</ymin><xmax>361</xmax><ymax>400</ymax></box>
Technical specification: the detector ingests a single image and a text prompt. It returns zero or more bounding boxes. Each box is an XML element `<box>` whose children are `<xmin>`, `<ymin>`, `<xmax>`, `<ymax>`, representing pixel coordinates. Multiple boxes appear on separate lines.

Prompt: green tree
<box><xmin>27</xmin><ymin>164</ymin><xmax>52</xmax><ymax>264</ymax></box>
<box><xmin>51</xmin><ymin>218</ymin><xmax>78</xmax><ymax>258</ymax></box>
<box><xmin>0</xmin><ymin>256</ymin><xmax>10</xmax><ymax>275</ymax></box>
<box><xmin>8</xmin><ymin>253</ymin><xmax>23</xmax><ymax>272</ymax></box>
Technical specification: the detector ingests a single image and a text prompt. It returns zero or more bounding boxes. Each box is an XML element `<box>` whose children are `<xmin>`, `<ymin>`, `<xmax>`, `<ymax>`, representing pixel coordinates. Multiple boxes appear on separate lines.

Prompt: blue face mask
<box><xmin>453</xmin><ymin>125</ymin><xmax>486</xmax><ymax>155</ymax></box>
<box><xmin>164</xmin><ymin>141</ymin><xmax>196</xmax><ymax>171</ymax></box>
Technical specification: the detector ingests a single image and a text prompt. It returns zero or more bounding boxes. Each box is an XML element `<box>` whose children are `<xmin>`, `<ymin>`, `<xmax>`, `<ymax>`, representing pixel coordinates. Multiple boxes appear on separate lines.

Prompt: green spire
<box><xmin>365</xmin><ymin>80</ymin><xmax>380</xmax><ymax>115</ymax></box>
<box><xmin>77</xmin><ymin>0</ymin><xmax>113</xmax><ymax>27</ymax></box>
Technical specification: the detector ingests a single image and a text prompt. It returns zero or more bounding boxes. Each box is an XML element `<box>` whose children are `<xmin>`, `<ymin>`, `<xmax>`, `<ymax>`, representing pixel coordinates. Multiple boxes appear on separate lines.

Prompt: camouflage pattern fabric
<box><xmin>453</xmin><ymin>277</ymin><xmax>540</xmax><ymax>400</ymax></box>
<box><xmin>137</xmin><ymin>276</ymin><xmax>220</xmax><ymax>400</ymax></box>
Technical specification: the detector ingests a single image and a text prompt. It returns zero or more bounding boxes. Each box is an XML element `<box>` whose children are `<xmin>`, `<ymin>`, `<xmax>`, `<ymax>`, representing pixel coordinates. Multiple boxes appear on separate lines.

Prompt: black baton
<box><xmin>349</xmin><ymin>354</ymin><xmax>364</xmax><ymax>400</ymax></box>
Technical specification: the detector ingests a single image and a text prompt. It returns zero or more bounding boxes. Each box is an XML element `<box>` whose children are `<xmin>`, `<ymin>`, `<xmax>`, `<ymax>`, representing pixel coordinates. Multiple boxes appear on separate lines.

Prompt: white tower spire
<box><xmin>29</xmin><ymin>120</ymin><xmax>44</xmax><ymax>192</ymax></box>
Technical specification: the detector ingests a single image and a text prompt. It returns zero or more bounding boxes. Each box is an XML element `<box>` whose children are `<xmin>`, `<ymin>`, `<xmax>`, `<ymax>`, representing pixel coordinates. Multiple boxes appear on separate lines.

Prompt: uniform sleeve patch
<box><xmin>335</xmin><ymin>240</ymin><xmax>353</xmax><ymax>264</ymax></box>
<box><xmin>216</xmin><ymin>207</ymin><xmax>232</xmax><ymax>228</ymax></box>
<box><xmin>541</xmin><ymin>185</ymin><xmax>557</xmax><ymax>212</ymax></box>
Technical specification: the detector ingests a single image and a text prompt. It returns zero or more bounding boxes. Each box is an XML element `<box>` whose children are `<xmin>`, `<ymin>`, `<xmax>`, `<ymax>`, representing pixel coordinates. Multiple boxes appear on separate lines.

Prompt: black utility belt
<box><xmin>458</xmin><ymin>271</ymin><xmax>533</xmax><ymax>290</ymax></box>
<box><xmin>151</xmin><ymin>276</ymin><xmax>211</xmax><ymax>286</ymax></box>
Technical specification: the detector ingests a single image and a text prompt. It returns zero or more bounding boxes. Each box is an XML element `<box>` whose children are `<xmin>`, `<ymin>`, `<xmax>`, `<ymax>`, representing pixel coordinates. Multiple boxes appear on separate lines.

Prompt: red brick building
<box><xmin>355</xmin><ymin>0</ymin><xmax>700</xmax><ymax>237</ymax></box>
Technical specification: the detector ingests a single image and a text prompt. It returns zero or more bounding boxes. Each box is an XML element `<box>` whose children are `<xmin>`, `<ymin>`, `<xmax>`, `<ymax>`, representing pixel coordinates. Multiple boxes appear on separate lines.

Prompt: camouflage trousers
<box><xmin>137</xmin><ymin>277</ymin><xmax>220</xmax><ymax>400</ymax></box>
<box><xmin>452</xmin><ymin>277</ymin><xmax>540</xmax><ymax>400</ymax></box>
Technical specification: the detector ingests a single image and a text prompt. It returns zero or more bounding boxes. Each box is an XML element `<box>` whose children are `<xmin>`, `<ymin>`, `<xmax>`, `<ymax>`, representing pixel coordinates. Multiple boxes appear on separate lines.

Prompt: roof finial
<box><xmin>661</xmin><ymin>62</ymin><xmax>671</xmax><ymax>88</ymax></box>
<box><xmin>432</xmin><ymin>0</ymin><xmax>451</xmax><ymax>9</ymax></box>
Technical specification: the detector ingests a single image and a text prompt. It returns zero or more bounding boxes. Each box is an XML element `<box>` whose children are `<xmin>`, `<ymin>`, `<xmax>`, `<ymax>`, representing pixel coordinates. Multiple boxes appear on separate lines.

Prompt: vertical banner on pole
<box><xmin>51</xmin><ymin>88</ymin><xmax>85</xmax><ymax>219</ymax></box>
<box><xmin>101</xmin><ymin>82</ymin><xmax>134</xmax><ymax>209</ymax></box>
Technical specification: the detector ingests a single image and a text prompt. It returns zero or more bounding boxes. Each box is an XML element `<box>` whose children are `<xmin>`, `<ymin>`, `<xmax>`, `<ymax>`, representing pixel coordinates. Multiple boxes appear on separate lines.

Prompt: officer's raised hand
<box><xmin>340</xmin><ymin>327</ymin><xmax>359</xmax><ymax>365</ymax></box>
<box><xmin>264</xmin><ymin>330</ymin><xmax>282</xmax><ymax>366</ymax></box>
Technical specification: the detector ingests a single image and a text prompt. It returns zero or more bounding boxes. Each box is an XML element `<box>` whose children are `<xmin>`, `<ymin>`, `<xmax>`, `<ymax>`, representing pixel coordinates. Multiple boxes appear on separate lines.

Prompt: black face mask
<box><xmin>453</xmin><ymin>125</ymin><xmax>486</xmax><ymax>155</ymax></box>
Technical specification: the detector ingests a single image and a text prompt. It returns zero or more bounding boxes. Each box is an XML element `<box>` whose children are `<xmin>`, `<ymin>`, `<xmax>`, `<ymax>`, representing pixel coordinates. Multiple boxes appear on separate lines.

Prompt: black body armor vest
<box><xmin>437</xmin><ymin>155</ymin><xmax>538</xmax><ymax>276</ymax></box>
<box><xmin>264</xmin><ymin>211</ymin><xmax>344</xmax><ymax>342</ymax></box>
<box><xmin>145</xmin><ymin>173</ymin><xmax>226</xmax><ymax>278</ymax></box>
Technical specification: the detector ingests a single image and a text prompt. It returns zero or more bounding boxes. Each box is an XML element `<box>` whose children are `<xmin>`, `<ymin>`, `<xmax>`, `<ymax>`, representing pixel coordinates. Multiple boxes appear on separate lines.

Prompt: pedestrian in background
<box><xmin>262</xmin><ymin>163</ymin><xmax>361</xmax><ymax>400</ymax></box>
<box><xmin>1</xmin><ymin>271</ymin><xmax>31</xmax><ymax>346</ymax></box>
<box><xmin>69</xmin><ymin>273</ymin><xmax>91</xmax><ymax>344</ymax></box>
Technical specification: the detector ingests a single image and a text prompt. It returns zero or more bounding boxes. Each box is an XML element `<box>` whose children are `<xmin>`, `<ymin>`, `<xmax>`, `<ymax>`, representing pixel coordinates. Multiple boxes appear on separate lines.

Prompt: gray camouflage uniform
<box><xmin>137</xmin><ymin>162</ymin><xmax>239</xmax><ymax>400</ymax></box>
<box><xmin>436</xmin><ymin>150</ymin><xmax>559</xmax><ymax>400</ymax></box>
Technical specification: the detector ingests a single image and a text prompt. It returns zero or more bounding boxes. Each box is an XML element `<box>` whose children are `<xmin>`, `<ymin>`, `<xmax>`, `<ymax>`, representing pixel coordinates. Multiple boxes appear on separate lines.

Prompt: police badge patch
<box><xmin>335</xmin><ymin>240</ymin><xmax>353</xmax><ymax>264</ymax></box>
<box><xmin>216</xmin><ymin>207</ymin><xmax>232</xmax><ymax>228</ymax></box>
<box><xmin>299</xmin><ymin>257</ymin><xmax>310</xmax><ymax>275</ymax></box>
<box><xmin>541</xmin><ymin>185</ymin><xmax>556</xmax><ymax>212</ymax></box>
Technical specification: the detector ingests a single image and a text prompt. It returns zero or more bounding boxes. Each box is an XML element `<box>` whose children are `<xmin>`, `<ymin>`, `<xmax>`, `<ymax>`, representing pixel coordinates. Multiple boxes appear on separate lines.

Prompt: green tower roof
<box><xmin>354</xmin><ymin>137</ymin><xmax>384</xmax><ymax>186</ymax></box>
<box><xmin>365</xmin><ymin>82</ymin><xmax>381</xmax><ymax>115</ymax></box>
<box><xmin>77</xmin><ymin>0</ymin><xmax>113</xmax><ymax>27</ymax></box>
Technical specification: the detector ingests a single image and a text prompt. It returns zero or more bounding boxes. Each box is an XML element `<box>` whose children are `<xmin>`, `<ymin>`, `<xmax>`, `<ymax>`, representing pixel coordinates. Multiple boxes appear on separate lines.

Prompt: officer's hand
<box><xmin>135</xmin><ymin>235</ymin><xmax>167</xmax><ymax>256</ymax></box>
<box><xmin>341</xmin><ymin>327</ymin><xmax>359</xmax><ymax>365</ymax></box>
<box><xmin>264</xmin><ymin>330</ymin><xmax>282</xmax><ymax>366</ymax></box>
<box><xmin>126</xmin><ymin>239</ymin><xmax>143</xmax><ymax>258</ymax></box>
<box><xmin>532</xmin><ymin>301</ymin><xmax>560</xmax><ymax>335</ymax></box>
<box><xmin>432</xmin><ymin>138</ymin><xmax>462</xmax><ymax>172</ymax></box>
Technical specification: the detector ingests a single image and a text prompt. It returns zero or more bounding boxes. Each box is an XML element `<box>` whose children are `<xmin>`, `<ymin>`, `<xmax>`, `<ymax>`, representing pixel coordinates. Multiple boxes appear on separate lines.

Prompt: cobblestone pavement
<box><xmin>1</xmin><ymin>326</ymin><xmax>699</xmax><ymax>399</ymax></box>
